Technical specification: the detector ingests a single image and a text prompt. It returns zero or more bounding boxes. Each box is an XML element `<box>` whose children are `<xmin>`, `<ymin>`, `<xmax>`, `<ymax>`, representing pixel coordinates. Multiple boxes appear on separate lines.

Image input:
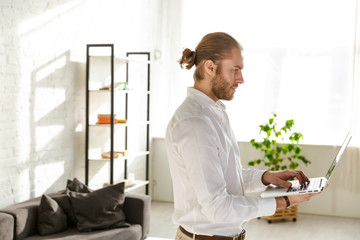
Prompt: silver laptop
<box><xmin>260</xmin><ymin>133</ymin><xmax>352</xmax><ymax>198</ymax></box>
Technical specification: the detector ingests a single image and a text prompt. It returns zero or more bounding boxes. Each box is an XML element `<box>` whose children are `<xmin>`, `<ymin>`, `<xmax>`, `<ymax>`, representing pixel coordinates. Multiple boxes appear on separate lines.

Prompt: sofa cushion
<box><xmin>68</xmin><ymin>182</ymin><xmax>129</xmax><ymax>232</ymax></box>
<box><xmin>24</xmin><ymin>224</ymin><xmax>142</xmax><ymax>240</ymax></box>
<box><xmin>46</xmin><ymin>178</ymin><xmax>92</xmax><ymax>227</ymax></box>
<box><xmin>67</xmin><ymin>178</ymin><xmax>93</xmax><ymax>193</ymax></box>
<box><xmin>51</xmin><ymin>193</ymin><xmax>77</xmax><ymax>226</ymax></box>
<box><xmin>37</xmin><ymin>194</ymin><xmax>67</xmax><ymax>235</ymax></box>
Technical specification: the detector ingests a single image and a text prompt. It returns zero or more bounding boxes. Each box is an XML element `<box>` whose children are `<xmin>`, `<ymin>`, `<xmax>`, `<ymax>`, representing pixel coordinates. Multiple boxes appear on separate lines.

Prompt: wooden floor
<box><xmin>148</xmin><ymin>201</ymin><xmax>360</xmax><ymax>240</ymax></box>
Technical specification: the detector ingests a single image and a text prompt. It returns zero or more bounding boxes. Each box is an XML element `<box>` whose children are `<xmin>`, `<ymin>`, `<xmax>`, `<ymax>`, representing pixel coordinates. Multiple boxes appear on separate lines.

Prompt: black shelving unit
<box><xmin>85</xmin><ymin>44</ymin><xmax>150</xmax><ymax>194</ymax></box>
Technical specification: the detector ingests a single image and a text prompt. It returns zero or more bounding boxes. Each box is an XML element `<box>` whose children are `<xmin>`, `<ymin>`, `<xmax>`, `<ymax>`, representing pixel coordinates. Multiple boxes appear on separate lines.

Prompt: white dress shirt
<box><xmin>166</xmin><ymin>87</ymin><xmax>276</xmax><ymax>237</ymax></box>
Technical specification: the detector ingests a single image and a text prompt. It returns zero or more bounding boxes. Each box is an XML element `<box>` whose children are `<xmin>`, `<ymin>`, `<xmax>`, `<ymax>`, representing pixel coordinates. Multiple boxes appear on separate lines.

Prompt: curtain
<box><xmin>351</xmin><ymin>0</ymin><xmax>360</xmax><ymax>148</ymax></box>
<box><xmin>343</xmin><ymin>0</ymin><xmax>360</xmax><ymax>193</ymax></box>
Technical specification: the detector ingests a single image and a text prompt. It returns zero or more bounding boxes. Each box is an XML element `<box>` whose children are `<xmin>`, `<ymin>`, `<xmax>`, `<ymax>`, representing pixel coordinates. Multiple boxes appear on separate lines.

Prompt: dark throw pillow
<box><xmin>51</xmin><ymin>193</ymin><xmax>77</xmax><ymax>227</ymax></box>
<box><xmin>66</xmin><ymin>178</ymin><xmax>93</xmax><ymax>193</ymax></box>
<box><xmin>68</xmin><ymin>182</ymin><xmax>129</xmax><ymax>232</ymax></box>
<box><xmin>37</xmin><ymin>194</ymin><xmax>67</xmax><ymax>236</ymax></box>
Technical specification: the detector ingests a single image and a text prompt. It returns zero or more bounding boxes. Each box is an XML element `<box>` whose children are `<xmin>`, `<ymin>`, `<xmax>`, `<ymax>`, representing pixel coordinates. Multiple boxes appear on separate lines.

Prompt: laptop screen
<box><xmin>325</xmin><ymin>133</ymin><xmax>352</xmax><ymax>180</ymax></box>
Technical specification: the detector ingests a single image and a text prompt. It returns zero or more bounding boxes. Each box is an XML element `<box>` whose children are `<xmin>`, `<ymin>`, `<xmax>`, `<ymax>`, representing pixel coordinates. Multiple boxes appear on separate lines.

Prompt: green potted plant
<box><xmin>249</xmin><ymin>113</ymin><xmax>311</xmax><ymax>171</ymax></box>
<box><xmin>248</xmin><ymin>113</ymin><xmax>311</xmax><ymax>223</ymax></box>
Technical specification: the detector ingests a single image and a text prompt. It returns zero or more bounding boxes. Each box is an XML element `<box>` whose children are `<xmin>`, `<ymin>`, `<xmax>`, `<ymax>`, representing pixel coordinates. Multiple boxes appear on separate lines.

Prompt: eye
<box><xmin>233</xmin><ymin>68</ymin><xmax>241</xmax><ymax>73</ymax></box>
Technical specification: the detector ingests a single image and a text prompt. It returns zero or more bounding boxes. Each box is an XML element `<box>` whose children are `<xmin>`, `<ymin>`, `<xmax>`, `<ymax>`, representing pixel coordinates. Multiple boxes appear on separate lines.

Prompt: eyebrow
<box><xmin>234</xmin><ymin>64</ymin><xmax>244</xmax><ymax>69</ymax></box>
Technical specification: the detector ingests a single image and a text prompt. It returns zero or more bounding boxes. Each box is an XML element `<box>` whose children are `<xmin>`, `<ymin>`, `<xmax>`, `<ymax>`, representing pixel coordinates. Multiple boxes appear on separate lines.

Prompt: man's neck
<box><xmin>193</xmin><ymin>82</ymin><xmax>218</xmax><ymax>102</ymax></box>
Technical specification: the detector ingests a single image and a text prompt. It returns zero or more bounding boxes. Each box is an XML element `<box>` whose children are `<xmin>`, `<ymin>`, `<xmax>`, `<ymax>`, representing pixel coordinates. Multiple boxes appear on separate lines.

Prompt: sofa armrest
<box><xmin>1</xmin><ymin>197</ymin><xmax>41</xmax><ymax>240</ymax></box>
<box><xmin>0</xmin><ymin>212</ymin><xmax>14</xmax><ymax>240</ymax></box>
<box><xmin>123</xmin><ymin>193</ymin><xmax>151</xmax><ymax>239</ymax></box>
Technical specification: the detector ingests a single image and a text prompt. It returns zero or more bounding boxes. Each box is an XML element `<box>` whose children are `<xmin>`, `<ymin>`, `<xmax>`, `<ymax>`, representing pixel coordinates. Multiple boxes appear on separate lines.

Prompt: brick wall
<box><xmin>0</xmin><ymin>0</ymin><xmax>159</xmax><ymax>208</ymax></box>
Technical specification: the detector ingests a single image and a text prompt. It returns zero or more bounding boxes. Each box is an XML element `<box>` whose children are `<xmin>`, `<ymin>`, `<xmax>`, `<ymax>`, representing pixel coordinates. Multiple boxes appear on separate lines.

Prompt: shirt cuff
<box><xmin>259</xmin><ymin>170</ymin><xmax>268</xmax><ymax>186</ymax></box>
<box><xmin>253</xmin><ymin>169</ymin><xmax>269</xmax><ymax>192</ymax></box>
<box><xmin>257</xmin><ymin>197</ymin><xmax>276</xmax><ymax>217</ymax></box>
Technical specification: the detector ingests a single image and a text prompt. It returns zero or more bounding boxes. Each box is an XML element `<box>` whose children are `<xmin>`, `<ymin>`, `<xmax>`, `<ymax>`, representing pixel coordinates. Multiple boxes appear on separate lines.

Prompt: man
<box><xmin>165</xmin><ymin>32</ymin><xmax>320</xmax><ymax>240</ymax></box>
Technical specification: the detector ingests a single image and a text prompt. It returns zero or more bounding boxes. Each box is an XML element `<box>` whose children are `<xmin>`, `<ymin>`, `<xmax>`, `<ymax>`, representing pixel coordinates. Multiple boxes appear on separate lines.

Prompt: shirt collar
<box><xmin>187</xmin><ymin>87</ymin><xmax>226</xmax><ymax>110</ymax></box>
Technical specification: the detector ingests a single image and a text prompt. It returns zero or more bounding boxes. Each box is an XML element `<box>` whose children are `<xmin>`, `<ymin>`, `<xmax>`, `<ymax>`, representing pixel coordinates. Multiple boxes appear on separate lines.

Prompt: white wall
<box><xmin>1</xmin><ymin>0</ymin><xmax>359</xmax><ymax>219</ymax></box>
<box><xmin>0</xmin><ymin>0</ymin><xmax>164</xmax><ymax>208</ymax></box>
<box><xmin>151</xmin><ymin>138</ymin><xmax>360</xmax><ymax>218</ymax></box>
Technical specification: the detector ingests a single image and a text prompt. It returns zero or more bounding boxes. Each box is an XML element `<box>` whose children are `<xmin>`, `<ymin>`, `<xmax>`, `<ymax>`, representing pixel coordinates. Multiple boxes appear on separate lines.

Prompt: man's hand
<box><xmin>262</xmin><ymin>170</ymin><xmax>310</xmax><ymax>188</ymax></box>
<box><xmin>262</xmin><ymin>170</ymin><xmax>320</xmax><ymax>209</ymax></box>
<box><xmin>275</xmin><ymin>192</ymin><xmax>321</xmax><ymax>209</ymax></box>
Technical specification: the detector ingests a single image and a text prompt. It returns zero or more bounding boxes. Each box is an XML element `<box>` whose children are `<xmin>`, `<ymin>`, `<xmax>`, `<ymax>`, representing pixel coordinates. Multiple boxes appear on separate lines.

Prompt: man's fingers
<box><xmin>280</xmin><ymin>180</ymin><xmax>292</xmax><ymax>188</ymax></box>
<box><xmin>273</xmin><ymin>170</ymin><xmax>311</xmax><ymax>187</ymax></box>
<box><xmin>289</xmin><ymin>192</ymin><xmax>321</xmax><ymax>205</ymax></box>
<box><xmin>291</xmin><ymin>171</ymin><xmax>309</xmax><ymax>185</ymax></box>
<box><xmin>290</xmin><ymin>172</ymin><xmax>304</xmax><ymax>184</ymax></box>
<box><xmin>299</xmin><ymin>170</ymin><xmax>310</xmax><ymax>183</ymax></box>
<box><xmin>303</xmin><ymin>192</ymin><xmax>321</xmax><ymax>200</ymax></box>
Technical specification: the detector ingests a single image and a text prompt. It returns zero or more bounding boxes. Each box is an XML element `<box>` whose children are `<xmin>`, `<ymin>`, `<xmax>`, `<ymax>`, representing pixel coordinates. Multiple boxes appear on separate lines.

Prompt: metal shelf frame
<box><xmin>85</xmin><ymin>44</ymin><xmax>150</xmax><ymax>194</ymax></box>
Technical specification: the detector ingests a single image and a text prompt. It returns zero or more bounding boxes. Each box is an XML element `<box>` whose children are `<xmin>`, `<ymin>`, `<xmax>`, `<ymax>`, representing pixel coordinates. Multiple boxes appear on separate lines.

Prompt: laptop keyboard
<box><xmin>287</xmin><ymin>178</ymin><xmax>323</xmax><ymax>193</ymax></box>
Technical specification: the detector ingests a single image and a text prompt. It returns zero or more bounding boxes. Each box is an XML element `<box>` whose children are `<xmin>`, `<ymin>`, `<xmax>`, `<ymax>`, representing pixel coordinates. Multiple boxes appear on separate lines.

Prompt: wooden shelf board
<box><xmin>88</xmin><ymin>151</ymin><xmax>150</xmax><ymax>161</ymax></box>
<box><xmin>89</xmin><ymin>121</ymin><xmax>150</xmax><ymax>127</ymax></box>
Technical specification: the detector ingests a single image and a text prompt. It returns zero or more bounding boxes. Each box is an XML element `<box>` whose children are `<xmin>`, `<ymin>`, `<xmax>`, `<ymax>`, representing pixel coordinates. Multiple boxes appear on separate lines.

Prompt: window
<box><xmin>176</xmin><ymin>0</ymin><xmax>357</xmax><ymax>145</ymax></box>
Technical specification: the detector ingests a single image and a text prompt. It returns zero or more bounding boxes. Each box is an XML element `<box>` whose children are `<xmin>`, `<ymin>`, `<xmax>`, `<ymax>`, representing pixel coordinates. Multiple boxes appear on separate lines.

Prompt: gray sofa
<box><xmin>0</xmin><ymin>193</ymin><xmax>151</xmax><ymax>240</ymax></box>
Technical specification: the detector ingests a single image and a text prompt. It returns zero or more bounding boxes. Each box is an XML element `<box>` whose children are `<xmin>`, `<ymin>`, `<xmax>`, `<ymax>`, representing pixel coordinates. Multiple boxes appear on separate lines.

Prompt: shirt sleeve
<box><xmin>170</xmin><ymin>116</ymin><xmax>276</xmax><ymax>223</ymax></box>
<box><xmin>242</xmin><ymin>168</ymin><xmax>269</xmax><ymax>193</ymax></box>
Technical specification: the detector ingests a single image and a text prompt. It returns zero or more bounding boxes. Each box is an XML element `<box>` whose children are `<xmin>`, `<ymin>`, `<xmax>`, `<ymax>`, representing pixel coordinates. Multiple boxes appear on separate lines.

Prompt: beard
<box><xmin>211</xmin><ymin>70</ymin><xmax>237</xmax><ymax>101</ymax></box>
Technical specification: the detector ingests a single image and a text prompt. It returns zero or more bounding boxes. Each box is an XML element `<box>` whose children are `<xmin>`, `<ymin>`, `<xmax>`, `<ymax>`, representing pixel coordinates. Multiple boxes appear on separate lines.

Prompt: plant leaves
<box><xmin>248</xmin><ymin>113</ymin><xmax>310</xmax><ymax>171</ymax></box>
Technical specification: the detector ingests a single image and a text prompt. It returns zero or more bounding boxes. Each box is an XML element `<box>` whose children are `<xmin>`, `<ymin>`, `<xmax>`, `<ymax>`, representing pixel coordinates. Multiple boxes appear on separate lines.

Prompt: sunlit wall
<box><xmin>0</xmin><ymin>0</ymin><xmax>162</xmax><ymax>207</ymax></box>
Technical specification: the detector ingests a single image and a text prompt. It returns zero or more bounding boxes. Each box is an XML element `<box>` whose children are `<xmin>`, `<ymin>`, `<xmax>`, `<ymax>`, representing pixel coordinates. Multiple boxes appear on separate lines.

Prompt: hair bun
<box><xmin>178</xmin><ymin>48</ymin><xmax>196</xmax><ymax>70</ymax></box>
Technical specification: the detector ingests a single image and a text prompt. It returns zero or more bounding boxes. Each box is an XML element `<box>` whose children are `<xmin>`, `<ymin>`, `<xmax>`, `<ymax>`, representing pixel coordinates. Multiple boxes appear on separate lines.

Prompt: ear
<box><xmin>204</xmin><ymin>60</ymin><xmax>216</xmax><ymax>77</ymax></box>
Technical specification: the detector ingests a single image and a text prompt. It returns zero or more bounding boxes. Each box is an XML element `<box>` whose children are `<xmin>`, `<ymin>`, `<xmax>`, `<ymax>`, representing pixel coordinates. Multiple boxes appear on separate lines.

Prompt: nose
<box><xmin>235</xmin><ymin>71</ymin><xmax>244</xmax><ymax>84</ymax></box>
